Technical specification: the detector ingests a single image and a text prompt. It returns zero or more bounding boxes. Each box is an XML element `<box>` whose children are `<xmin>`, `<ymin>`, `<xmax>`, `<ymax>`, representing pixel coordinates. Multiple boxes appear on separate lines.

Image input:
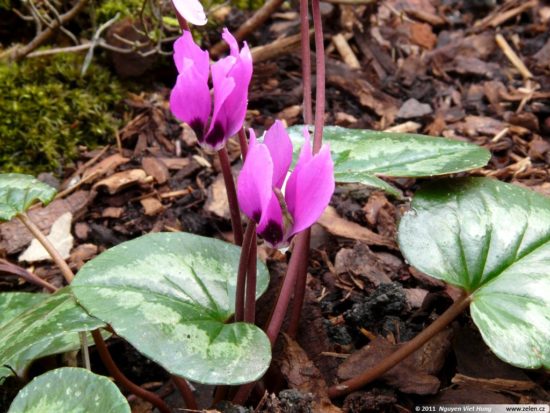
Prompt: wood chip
<box><xmin>140</xmin><ymin>197</ymin><xmax>165</xmax><ymax>216</ymax></box>
<box><xmin>318</xmin><ymin>207</ymin><xmax>396</xmax><ymax>249</ymax></box>
<box><xmin>0</xmin><ymin>191</ymin><xmax>91</xmax><ymax>255</ymax></box>
<box><xmin>93</xmin><ymin>169</ymin><xmax>148</xmax><ymax>195</ymax></box>
<box><xmin>102</xmin><ymin>207</ymin><xmax>124</xmax><ymax>218</ymax></box>
<box><xmin>332</xmin><ymin>33</ymin><xmax>361</xmax><ymax>69</ymax></box>
<box><xmin>82</xmin><ymin>153</ymin><xmax>130</xmax><ymax>179</ymax></box>
<box><xmin>142</xmin><ymin>157</ymin><xmax>170</xmax><ymax>184</ymax></box>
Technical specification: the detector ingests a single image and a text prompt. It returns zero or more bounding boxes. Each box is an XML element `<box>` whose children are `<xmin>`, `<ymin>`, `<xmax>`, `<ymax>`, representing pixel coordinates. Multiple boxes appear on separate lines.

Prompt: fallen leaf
<box><xmin>318</xmin><ymin>207</ymin><xmax>396</xmax><ymax>249</ymax></box>
<box><xmin>94</xmin><ymin>169</ymin><xmax>147</xmax><ymax>195</ymax></box>
<box><xmin>19</xmin><ymin>212</ymin><xmax>74</xmax><ymax>262</ymax></box>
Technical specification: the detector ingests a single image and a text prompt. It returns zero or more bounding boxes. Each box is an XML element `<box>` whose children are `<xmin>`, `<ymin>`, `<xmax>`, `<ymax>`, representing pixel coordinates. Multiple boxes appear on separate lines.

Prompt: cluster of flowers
<box><xmin>169</xmin><ymin>0</ymin><xmax>334</xmax><ymax>248</ymax></box>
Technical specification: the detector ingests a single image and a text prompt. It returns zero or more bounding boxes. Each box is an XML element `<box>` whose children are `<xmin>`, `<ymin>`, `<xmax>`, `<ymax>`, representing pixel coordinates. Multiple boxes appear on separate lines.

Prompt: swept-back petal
<box><xmin>264</xmin><ymin>120</ymin><xmax>293</xmax><ymax>189</ymax></box>
<box><xmin>237</xmin><ymin>141</ymin><xmax>273</xmax><ymax>224</ymax></box>
<box><xmin>286</xmin><ymin>144</ymin><xmax>334</xmax><ymax>236</ymax></box>
<box><xmin>173</xmin><ymin>31</ymin><xmax>209</xmax><ymax>77</ymax></box>
<box><xmin>284</xmin><ymin>127</ymin><xmax>312</xmax><ymax>213</ymax></box>
<box><xmin>170</xmin><ymin>66</ymin><xmax>211</xmax><ymax>140</ymax></box>
<box><xmin>208</xmin><ymin>31</ymin><xmax>253</xmax><ymax>143</ymax></box>
<box><xmin>257</xmin><ymin>193</ymin><xmax>285</xmax><ymax>248</ymax></box>
<box><xmin>172</xmin><ymin>0</ymin><xmax>207</xmax><ymax>26</ymax></box>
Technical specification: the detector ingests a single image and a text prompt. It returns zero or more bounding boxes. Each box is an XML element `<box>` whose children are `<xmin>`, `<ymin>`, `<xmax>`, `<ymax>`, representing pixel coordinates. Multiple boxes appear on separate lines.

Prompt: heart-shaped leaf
<box><xmin>398</xmin><ymin>177</ymin><xmax>550</xmax><ymax>369</ymax></box>
<box><xmin>0</xmin><ymin>174</ymin><xmax>57</xmax><ymax>221</ymax></box>
<box><xmin>8</xmin><ymin>367</ymin><xmax>130</xmax><ymax>413</ymax></box>
<box><xmin>72</xmin><ymin>232</ymin><xmax>271</xmax><ymax>385</ymax></box>
<box><xmin>288</xmin><ymin>126</ymin><xmax>490</xmax><ymax>196</ymax></box>
<box><xmin>0</xmin><ymin>289</ymin><xmax>105</xmax><ymax>381</ymax></box>
<box><xmin>0</xmin><ymin>292</ymin><xmax>49</xmax><ymax>325</ymax></box>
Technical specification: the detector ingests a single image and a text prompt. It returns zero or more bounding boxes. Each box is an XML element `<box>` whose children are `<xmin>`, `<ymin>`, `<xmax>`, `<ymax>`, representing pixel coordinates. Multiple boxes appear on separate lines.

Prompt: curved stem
<box><xmin>172</xmin><ymin>375</ymin><xmax>198</xmax><ymax>410</ymax></box>
<box><xmin>0</xmin><ymin>259</ymin><xmax>58</xmax><ymax>292</ymax></box>
<box><xmin>218</xmin><ymin>147</ymin><xmax>244</xmax><ymax>246</ymax></box>
<box><xmin>18</xmin><ymin>212</ymin><xmax>73</xmax><ymax>284</ymax></box>
<box><xmin>244</xmin><ymin>231</ymin><xmax>257</xmax><ymax>324</ymax></box>
<box><xmin>311</xmin><ymin>0</ymin><xmax>326</xmax><ymax>153</ymax></box>
<box><xmin>299</xmin><ymin>0</ymin><xmax>313</xmax><ymax>125</ymax></box>
<box><xmin>91</xmin><ymin>331</ymin><xmax>171</xmax><ymax>413</ymax></box>
<box><xmin>327</xmin><ymin>292</ymin><xmax>472</xmax><ymax>399</ymax></box>
<box><xmin>235</xmin><ymin>223</ymin><xmax>256</xmax><ymax>322</ymax></box>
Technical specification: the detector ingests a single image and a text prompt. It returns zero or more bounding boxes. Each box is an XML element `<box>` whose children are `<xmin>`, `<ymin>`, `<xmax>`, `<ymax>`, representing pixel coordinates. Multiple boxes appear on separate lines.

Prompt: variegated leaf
<box><xmin>0</xmin><ymin>174</ymin><xmax>57</xmax><ymax>221</ymax></box>
<box><xmin>8</xmin><ymin>368</ymin><xmax>130</xmax><ymax>413</ymax></box>
<box><xmin>72</xmin><ymin>232</ymin><xmax>271</xmax><ymax>385</ymax></box>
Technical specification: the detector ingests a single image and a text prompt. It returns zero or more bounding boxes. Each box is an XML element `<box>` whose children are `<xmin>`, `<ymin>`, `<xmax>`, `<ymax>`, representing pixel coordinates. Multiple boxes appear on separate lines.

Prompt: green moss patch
<box><xmin>0</xmin><ymin>54</ymin><xmax>122</xmax><ymax>174</ymax></box>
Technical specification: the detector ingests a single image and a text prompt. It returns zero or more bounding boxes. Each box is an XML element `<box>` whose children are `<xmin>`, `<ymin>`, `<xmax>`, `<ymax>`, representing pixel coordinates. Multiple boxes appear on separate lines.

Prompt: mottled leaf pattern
<box><xmin>8</xmin><ymin>368</ymin><xmax>130</xmax><ymax>413</ymax></box>
<box><xmin>0</xmin><ymin>174</ymin><xmax>57</xmax><ymax>221</ymax></box>
<box><xmin>288</xmin><ymin>126</ymin><xmax>490</xmax><ymax>195</ymax></box>
<box><xmin>399</xmin><ymin>178</ymin><xmax>550</xmax><ymax>369</ymax></box>
<box><xmin>73</xmin><ymin>232</ymin><xmax>271</xmax><ymax>385</ymax></box>
<box><xmin>0</xmin><ymin>289</ymin><xmax>105</xmax><ymax>381</ymax></box>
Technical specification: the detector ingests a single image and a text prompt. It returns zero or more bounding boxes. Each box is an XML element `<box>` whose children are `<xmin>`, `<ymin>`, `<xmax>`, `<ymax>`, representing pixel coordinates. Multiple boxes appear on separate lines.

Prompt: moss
<box><xmin>0</xmin><ymin>54</ymin><xmax>122</xmax><ymax>174</ymax></box>
<box><xmin>95</xmin><ymin>0</ymin><xmax>144</xmax><ymax>23</ymax></box>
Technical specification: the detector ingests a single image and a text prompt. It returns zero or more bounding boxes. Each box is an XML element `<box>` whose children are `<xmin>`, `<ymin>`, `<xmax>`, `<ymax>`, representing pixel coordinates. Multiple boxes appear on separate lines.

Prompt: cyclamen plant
<box><xmin>1</xmin><ymin>0</ymin><xmax>549</xmax><ymax>411</ymax></box>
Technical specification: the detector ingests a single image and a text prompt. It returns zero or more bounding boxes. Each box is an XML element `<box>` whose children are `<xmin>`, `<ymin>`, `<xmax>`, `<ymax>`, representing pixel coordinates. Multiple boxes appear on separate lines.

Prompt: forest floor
<box><xmin>1</xmin><ymin>0</ymin><xmax>550</xmax><ymax>412</ymax></box>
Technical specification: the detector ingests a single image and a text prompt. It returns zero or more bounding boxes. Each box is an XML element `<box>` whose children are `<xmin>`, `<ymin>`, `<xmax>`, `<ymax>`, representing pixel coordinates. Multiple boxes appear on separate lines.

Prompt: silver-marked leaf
<box><xmin>0</xmin><ymin>174</ymin><xmax>57</xmax><ymax>221</ymax></box>
<box><xmin>0</xmin><ymin>288</ymin><xmax>105</xmax><ymax>381</ymax></box>
<box><xmin>8</xmin><ymin>367</ymin><xmax>130</xmax><ymax>413</ymax></box>
<box><xmin>0</xmin><ymin>292</ymin><xmax>48</xmax><ymax>325</ymax></box>
<box><xmin>288</xmin><ymin>126</ymin><xmax>490</xmax><ymax>195</ymax></box>
<box><xmin>72</xmin><ymin>232</ymin><xmax>271</xmax><ymax>385</ymax></box>
<box><xmin>398</xmin><ymin>177</ymin><xmax>550</xmax><ymax>369</ymax></box>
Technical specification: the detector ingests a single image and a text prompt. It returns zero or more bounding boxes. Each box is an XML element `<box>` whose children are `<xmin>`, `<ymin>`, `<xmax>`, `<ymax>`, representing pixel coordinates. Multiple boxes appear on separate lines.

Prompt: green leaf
<box><xmin>72</xmin><ymin>232</ymin><xmax>271</xmax><ymax>385</ymax></box>
<box><xmin>8</xmin><ymin>367</ymin><xmax>130</xmax><ymax>413</ymax></box>
<box><xmin>0</xmin><ymin>292</ymin><xmax>48</xmax><ymax>325</ymax></box>
<box><xmin>398</xmin><ymin>177</ymin><xmax>550</xmax><ymax>369</ymax></box>
<box><xmin>288</xmin><ymin>126</ymin><xmax>490</xmax><ymax>195</ymax></box>
<box><xmin>0</xmin><ymin>174</ymin><xmax>57</xmax><ymax>221</ymax></box>
<box><xmin>0</xmin><ymin>289</ymin><xmax>105</xmax><ymax>381</ymax></box>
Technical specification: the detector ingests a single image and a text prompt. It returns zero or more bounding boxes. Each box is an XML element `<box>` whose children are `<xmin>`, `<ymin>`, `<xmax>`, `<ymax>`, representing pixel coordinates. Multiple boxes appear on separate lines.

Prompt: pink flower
<box><xmin>170</xmin><ymin>29</ymin><xmax>252</xmax><ymax>151</ymax></box>
<box><xmin>171</xmin><ymin>0</ymin><xmax>207</xmax><ymax>26</ymax></box>
<box><xmin>237</xmin><ymin>121</ymin><xmax>335</xmax><ymax>248</ymax></box>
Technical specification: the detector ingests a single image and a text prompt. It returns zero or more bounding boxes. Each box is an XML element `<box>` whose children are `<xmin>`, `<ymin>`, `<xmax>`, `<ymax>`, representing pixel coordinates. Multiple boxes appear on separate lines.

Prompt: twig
<box><xmin>17</xmin><ymin>212</ymin><xmax>74</xmax><ymax>284</ymax></box>
<box><xmin>327</xmin><ymin>292</ymin><xmax>472</xmax><ymax>398</ymax></box>
<box><xmin>13</xmin><ymin>0</ymin><xmax>91</xmax><ymax>61</ymax></box>
<box><xmin>210</xmin><ymin>0</ymin><xmax>286</xmax><ymax>58</ymax></box>
<box><xmin>250</xmin><ymin>31</ymin><xmax>313</xmax><ymax>64</ymax></box>
<box><xmin>495</xmin><ymin>33</ymin><xmax>533</xmax><ymax>80</ymax></box>
<box><xmin>332</xmin><ymin>33</ymin><xmax>360</xmax><ymax>69</ymax></box>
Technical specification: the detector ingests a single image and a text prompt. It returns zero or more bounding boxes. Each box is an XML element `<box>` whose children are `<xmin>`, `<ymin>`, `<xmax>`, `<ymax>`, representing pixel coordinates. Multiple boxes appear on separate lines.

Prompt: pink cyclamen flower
<box><xmin>171</xmin><ymin>0</ymin><xmax>207</xmax><ymax>26</ymax></box>
<box><xmin>237</xmin><ymin>121</ymin><xmax>335</xmax><ymax>248</ymax></box>
<box><xmin>170</xmin><ymin>29</ymin><xmax>252</xmax><ymax>151</ymax></box>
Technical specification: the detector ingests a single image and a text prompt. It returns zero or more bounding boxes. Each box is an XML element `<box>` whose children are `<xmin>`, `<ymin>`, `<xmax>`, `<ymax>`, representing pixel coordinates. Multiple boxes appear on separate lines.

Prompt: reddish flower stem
<box><xmin>173</xmin><ymin>6</ymin><xmax>190</xmax><ymax>31</ymax></box>
<box><xmin>218</xmin><ymin>147</ymin><xmax>244</xmax><ymax>246</ymax></box>
<box><xmin>91</xmin><ymin>331</ymin><xmax>172</xmax><ymax>413</ymax></box>
<box><xmin>299</xmin><ymin>0</ymin><xmax>313</xmax><ymax>125</ymax></box>
<box><xmin>172</xmin><ymin>375</ymin><xmax>198</xmax><ymax>410</ymax></box>
<box><xmin>327</xmin><ymin>292</ymin><xmax>472</xmax><ymax>398</ymax></box>
<box><xmin>235</xmin><ymin>223</ymin><xmax>256</xmax><ymax>322</ymax></box>
<box><xmin>286</xmin><ymin>230</ymin><xmax>310</xmax><ymax>338</ymax></box>
<box><xmin>238</xmin><ymin>128</ymin><xmax>249</xmax><ymax>160</ymax></box>
<box><xmin>244</xmin><ymin>231</ymin><xmax>257</xmax><ymax>324</ymax></box>
<box><xmin>311</xmin><ymin>0</ymin><xmax>326</xmax><ymax>153</ymax></box>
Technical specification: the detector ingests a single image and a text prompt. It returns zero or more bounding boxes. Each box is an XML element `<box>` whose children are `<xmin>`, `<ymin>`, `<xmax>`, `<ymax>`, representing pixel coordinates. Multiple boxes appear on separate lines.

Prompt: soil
<box><xmin>1</xmin><ymin>0</ymin><xmax>550</xmax><ymax>412</ymax></box>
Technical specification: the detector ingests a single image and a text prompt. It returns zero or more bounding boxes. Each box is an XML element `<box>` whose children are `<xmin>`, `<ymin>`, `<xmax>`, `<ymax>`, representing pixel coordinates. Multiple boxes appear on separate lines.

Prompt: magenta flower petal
<box><xmin>237</xmin><ymin>136</ymin><xmax>274</xmax><ymax>224</ymax></box>
<box><xmin>169</xmin><ymin>66</ymin><xmax>211</xmax><ymax>139</ymax></box>
<box><xmin>173</xmin><ymin>31</ymin><xmax>209</xmax><ymax>76</ymax></box>
<box><xmin>284</xmin><ymin>127</ymin><xmax>312</xmax><ymax>214</ymax></box>
<box><xmin>286</xmin><ymin>144</ymin><xmax>334</xmax><ymax>236</ymax></box>
<box><xmin>257</xmin><ymin>193</ymin><xmax>285</xmax><ymax>247</ymax></box>
<box><xmin>172</xmin><ymin>0</ymin><xmax>207</xmax><ymax>26</ymax></box>
<box><xmin>264</xmin><ymin>120</ymin><xmax>293</xmax><ymax>189</ymax></box>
